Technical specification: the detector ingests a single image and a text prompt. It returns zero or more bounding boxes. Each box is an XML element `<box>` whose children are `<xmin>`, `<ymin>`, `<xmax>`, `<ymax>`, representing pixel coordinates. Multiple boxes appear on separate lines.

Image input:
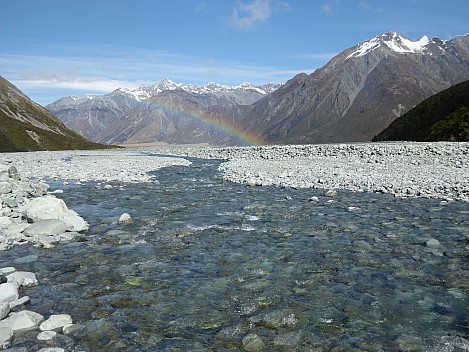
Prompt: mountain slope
<box><xmin>0</xmin><ymin>76</ymin><xmax>106</xmax><ymax>152</ymax></box>
<box><xmin>47</xmin><ymin>80</ymin><xmax>281</xmax><ymax>146</ymax></box>
<box><xmin>242</xmin><ymin>32</ymin><xmax>469</xmax><ymax>144</ymax></box>
<box><xmin>373</xmin><ymin>80</ymin><xmax>469</xmax><ymax>141</ymax></box>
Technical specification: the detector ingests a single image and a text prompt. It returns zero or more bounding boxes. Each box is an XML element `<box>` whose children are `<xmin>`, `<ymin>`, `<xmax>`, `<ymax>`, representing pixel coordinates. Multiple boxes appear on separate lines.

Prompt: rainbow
<box><xmin>145</xmin><ymin>100</ymin><xmax>265</xmax><ymax>146</ymax></box>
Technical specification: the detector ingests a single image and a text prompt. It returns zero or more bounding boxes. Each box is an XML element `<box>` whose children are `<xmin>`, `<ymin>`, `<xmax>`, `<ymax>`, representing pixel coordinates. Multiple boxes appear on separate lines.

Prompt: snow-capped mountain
<box><xmin>118</xmin><ymin>79</ymin><xmax>280</xmax><ymax>101</ymax></box>
<box><xmin>47</xmin><ymin>80</ymin><xmax>281</xmax><ymax>145</ymax></box>
<box><xmin>242</xmin><ymin>32</ymin><xmax>469</xmax><ymax>144</ymax></box>
<box><xmin>346</xmin><ymin>32</ymin><xmax>430</xmax><ymax>58</ymax></box>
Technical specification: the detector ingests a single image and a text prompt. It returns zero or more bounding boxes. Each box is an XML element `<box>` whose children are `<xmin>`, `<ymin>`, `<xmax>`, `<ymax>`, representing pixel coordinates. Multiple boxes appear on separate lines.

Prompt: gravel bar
<box><xmin>0</xmin><ymin>149</ymin><xmax>191</xmax><ymax>183</ymax></box>
<box><xmin>160</xmin><ymin>142</ymin><xmax>469</xmax><ymax>202</ymax></box>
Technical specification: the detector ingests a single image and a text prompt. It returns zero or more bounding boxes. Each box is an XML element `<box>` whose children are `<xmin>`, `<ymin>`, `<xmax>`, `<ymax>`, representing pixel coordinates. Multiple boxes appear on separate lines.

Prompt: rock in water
<box><xmin>0</xmin><ymin>283</ymin><xmax>19</xmax><ymax>304</ymax></box>
<box><xmin>118</xmin><ymin>213</ymin><xmax>133</xmax><ymax>224</ymax></box>
<box><xmin>6</xmin><ymin>271</ymin><xmax>38</xmax><ymax>288</ymax></box>
<box><xmin>23</xmin><ymin>196</ymin><xmax>89</xmax><ymax>232</ymax></box>
<box><xmin>0</xmin><ymin>302</ymin><xmax>9</xmax><ymax>320</ymax></box>
<box><xmin>0</xmin><ymin>326</ymin><xmax>13</xmax><ymax>349</ymax></box>
<box><xmin>0</xmin><ymin>310</ymin><xmax>44</xmax><ymax>333</ymax></box>
<box><xmin>39</xmin><ymin>314</ymin><xmax>73</xmax><ymax>332</ymax></box>
<box><xmin>23</xmin><ymin>220</ymin><xmax>67</xmax><ymax>236</ymax></box>
<box><xmin>37</xmin><ymin>330</ymin><xmax>57</xmax><ymax>342</ymax></box>
<box><xmin>23</xmin><ymin>196</ymin><xmax>69</xmax><ymax>222</ymax></box>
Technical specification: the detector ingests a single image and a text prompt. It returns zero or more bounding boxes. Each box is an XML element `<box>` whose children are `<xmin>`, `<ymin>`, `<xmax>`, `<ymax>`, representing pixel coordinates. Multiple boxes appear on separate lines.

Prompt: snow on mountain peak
<box><xmin>108</xmin><ymin>80</ymin><xmax>282</xmax><ymax>102</ymax></box>
<box><xmin>347</xmin><ymin>32</ymin><xmax>431</xmax><ymax>59</ymax></box>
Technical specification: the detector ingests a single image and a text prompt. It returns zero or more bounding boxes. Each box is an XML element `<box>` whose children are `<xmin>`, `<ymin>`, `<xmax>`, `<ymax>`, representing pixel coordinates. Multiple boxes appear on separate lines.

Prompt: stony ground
<box><xmin>161</xmin><ymin>142</ymin><xmax>469</xmax><ymax>202</ymax></box>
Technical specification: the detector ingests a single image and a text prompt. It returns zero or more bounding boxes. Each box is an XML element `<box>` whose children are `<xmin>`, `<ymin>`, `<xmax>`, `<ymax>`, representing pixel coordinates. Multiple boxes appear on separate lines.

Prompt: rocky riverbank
<box><xmin>0</xmin><ymin>151</ymin><xmax>191</xmax><ymax>351</ymax></box>
<box><xmin>161</xmin><ymin>142</ymin><xmax>469</xmax><ymax>202</ymax></box>
<box><xmin>0</xmin><ymin>163</ymin><xmax>85</xmax><ymax>350</ymax></box>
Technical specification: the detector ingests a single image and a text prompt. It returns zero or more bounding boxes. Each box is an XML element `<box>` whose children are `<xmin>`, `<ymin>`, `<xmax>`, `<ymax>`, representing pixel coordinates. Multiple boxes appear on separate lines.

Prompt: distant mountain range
<box><xmin>47</xmin><ymin>31</ymin><xmax>469</xmax><ymax>146</ymax></box>
<box><xmin>242</xmin><ymin>32</ymin><xmax>469</xmax><ymax>144</ymax></box>
<box><xmin>373</xmin><ymin>80</ymin><xmax>469</xmax><ymax>142</ymax></box>
<box><xmin>0</xmin><ymin>76</ymin><xmax>105</xmax><ymax>152</ymax></box>
<box><xmin>47</xmin><ymin>80</ymin><xmax>281</xmax><ymax>145</ymax></box>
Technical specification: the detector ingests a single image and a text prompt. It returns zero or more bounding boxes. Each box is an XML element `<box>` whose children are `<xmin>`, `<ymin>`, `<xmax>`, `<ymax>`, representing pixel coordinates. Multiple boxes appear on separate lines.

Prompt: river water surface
<box><xmin>2</xmin><ymin>158</ymin><xmax>469</xmax><ymax>351</ymax></box>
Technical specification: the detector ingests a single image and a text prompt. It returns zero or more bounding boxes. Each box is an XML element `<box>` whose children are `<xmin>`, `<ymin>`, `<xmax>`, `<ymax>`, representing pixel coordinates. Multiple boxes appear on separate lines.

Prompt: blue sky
<box><xmin>2</xmin><ymin>0</ymin><xmax>469</xmax><ymax>105</ymax></box>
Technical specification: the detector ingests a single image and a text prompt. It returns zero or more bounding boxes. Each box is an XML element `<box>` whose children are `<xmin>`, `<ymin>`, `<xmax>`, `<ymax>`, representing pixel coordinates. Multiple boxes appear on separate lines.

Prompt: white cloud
<box><xmin>229</xmin><ymin>0</ymin><xmax>272</xmax><ymax>31</ymax></box>
<box><xmin>1</xmin><ymin>44</ymin><xmax>309</xmax><ymax>104</ymax></box>
<box><xmin>321</xmin><ymin>0</ymin><xmax>340</xmax><ymax>15</ymax></box>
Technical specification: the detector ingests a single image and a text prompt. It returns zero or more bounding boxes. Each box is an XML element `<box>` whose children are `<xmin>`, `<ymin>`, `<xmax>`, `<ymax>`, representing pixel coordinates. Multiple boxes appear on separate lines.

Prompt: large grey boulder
<box><xmin>0</xmin><ymin>326</ymin><xmax>13</xmax><ymax>349</ymax></box>
<box><xmin>0</xmin><ymin>303</ymin><xmax>9</xmax><ymax>320</ymax></box>
<box><xmin>6</xmin><ymin>271</ymin><xmax>38</xmax><ymax>288</ymax></box>
<box><xmin>23</xmin><ymin>196</ymin><xmax>88</xmax><ymax>232</ymax></box>
<box><xmin>0</xmin><ymin>310</ymin><xmax>44</xmax><ymax>333</ymax></box>
<box><xmin>23</xmin><ymin>196</ymin><xmax>68</xmax><ymax>222</ymax></box>
<box><xmin>39</xmin><ymin>314</ymin><xmax>73</xmax><ymax>332</ymax></box>
<box><xmin>23</xmin><ymin>220</ymin><xmax>67</xmax><ymax>236</ymax></box>
<box><xmin>60</xmin><ymin>210</ymin><xmax>88</xmax><ymax>232</ymax></box>
<box><xmin>0</xmin><ymin>283</ymin><xmax>19</xmax><ymax>305</ymax></box>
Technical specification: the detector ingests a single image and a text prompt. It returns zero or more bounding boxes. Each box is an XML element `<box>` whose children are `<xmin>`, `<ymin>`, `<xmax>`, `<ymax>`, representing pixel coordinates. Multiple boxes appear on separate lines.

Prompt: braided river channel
<box><xmin>2</xmin><ymin>157</ymin><xmax>469</xmax><ymax>351</ymax></box>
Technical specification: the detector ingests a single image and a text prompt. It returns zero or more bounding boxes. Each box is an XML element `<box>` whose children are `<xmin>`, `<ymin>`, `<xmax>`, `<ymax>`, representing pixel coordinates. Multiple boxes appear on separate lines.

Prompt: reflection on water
<box><xmin>2</xmin><ymin>159</ymin><xmax>469</xmax><ymax>351</ymax></box>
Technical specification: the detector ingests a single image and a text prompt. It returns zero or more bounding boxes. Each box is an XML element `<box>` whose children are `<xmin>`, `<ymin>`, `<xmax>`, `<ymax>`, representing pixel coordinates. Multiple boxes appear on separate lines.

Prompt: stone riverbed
<box><xmin>0</xmin><ymin>143</ymin><xmax>467</xmax><ymax>351</ymax></box>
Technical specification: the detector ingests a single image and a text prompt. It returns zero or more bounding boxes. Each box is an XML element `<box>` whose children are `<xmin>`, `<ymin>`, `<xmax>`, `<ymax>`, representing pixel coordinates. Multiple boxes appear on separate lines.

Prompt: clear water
<box><xmin>3</xmin><ymin>158</ymin><xmax>469</xmax><ymax>351</ymax></box>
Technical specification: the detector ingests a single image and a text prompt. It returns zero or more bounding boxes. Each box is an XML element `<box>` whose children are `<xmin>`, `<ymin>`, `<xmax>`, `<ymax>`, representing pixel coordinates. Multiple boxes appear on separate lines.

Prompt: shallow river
<box><xmin>2</xmin><ymin>158</ymin><xmax>469</xmax><ymax>351</ymax></box>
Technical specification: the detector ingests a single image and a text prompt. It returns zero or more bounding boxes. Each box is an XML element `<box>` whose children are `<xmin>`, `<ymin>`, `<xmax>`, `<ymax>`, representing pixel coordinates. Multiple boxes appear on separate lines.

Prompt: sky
<box><xmin>2</xmin><ymin>0</ymin><xmax>469</xmax><ymax>106</ymax></box>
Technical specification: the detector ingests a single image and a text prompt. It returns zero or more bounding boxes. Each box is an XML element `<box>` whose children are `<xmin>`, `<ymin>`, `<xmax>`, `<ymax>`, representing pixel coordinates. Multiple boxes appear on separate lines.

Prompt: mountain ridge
<box><xmin>242</xmin><ymin>32</ymin><xmax>469</xmax><ymax>144</ymax></box>
<box><xmin>47</xmin><ymin>79</ymin><xmax>281</xmax><ymax>145</ymax></box>
<box><xmin>0</xmin><ymin>76</ymin><xmax>106</xmax><ymax>152</ymax></box>
<box><xmin>47</xmin><ymin>31</ymin><xmax>469</xmax><ymax>146</ymax></box>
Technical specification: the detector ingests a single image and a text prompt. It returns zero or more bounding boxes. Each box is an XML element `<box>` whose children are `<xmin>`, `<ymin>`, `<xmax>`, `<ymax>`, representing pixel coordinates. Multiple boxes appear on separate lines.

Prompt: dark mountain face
<box><xmin>0</xmin><ymin>76</ymin><xmax>105</xmax><ymax>152</ymax></box>
<box><xmin>373</xmin><ymin>80</ymin><xmax>469</xmax><ymax>142</ymax></box>
<box><xmin>242</xmin><ymin>32</ymin><xmax>469</xmax><ymax>144</ymax></box>
<box><xmin>47</xmin><ymin>80</ymin><xmax>280</xmax><ymax>146</ymax></box>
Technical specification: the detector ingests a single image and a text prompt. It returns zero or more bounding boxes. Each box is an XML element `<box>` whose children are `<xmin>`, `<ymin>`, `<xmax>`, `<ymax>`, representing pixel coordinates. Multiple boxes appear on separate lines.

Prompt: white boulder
<box><xmin>0</xmin><ymin>326</ymin><xmax>13</xmax><ymax>349</ymax></box>
<box><xmin>118</xmin><ymin>213</ymin><xmax>133</xmax><ymax>224</ymax></box>
<box><xmin>23</xmin><ymin>196</ymin><xmax>88</xmax><ymax>232</ymax></box>
<box><xmin>0</xmin><ymin>303</ymin><xmax>9</xmax><ymax>320</ymax></box>
<box><xmin>0</xmin><ymin>310</ymin><xmax>44</xmax><ymax>333</ymax></box>
<box><xmin>39</xmin><ymin>314</ymin><xmax>73</xmax><ymax>332</ymax></box>
<box><xmin>6</xmin><ymin>271</ymin><xmax>38</xmax><ymax>288</ymax></box>
<box><xmin>61</xmin><ymin>210</ymin><xmax>89</xmax><ymax>232</ymax></box>
<box><xmin>0</xmin><ymin>283</ymin><xmax>19</xmax><ymax>304</ymax></box>
<box><xmin>23</xmin><ymin>220</ymin><xmax>67</xmax><ymax>236</ymax></box>
<box><xmin>37</xmin><ymin>330</ymin><xmax>57</xmax><ymax>342</ymax></box>
<box><xmin>23</xmin><ymin>196</ymin><xmax>68</xmax><ymax>222</ymax></box>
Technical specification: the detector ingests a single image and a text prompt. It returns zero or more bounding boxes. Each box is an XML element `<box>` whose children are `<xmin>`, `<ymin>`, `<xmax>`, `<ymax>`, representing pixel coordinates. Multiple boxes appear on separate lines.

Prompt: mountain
<box><xmin>0</xmin><ymin>76</ymin><xmax>106</xmax><ymax>152</ymax></box>
<box><xmin>373</xmin><ymin>80</ymin><xmax>469</xmax><ymax>141</ymax></box>
<box><xmin>242</xmin><ymin>32</ymin><xmax>469</xmax><ymax>144</ymax></box>
<box><xmin>47</xmin><ymin>80</ymin><xmax>281</xmax><ymax>145</ymax></box>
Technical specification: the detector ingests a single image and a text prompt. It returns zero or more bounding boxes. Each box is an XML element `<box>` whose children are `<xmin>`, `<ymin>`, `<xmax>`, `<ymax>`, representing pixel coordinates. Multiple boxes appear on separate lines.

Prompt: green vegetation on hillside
<box><xmin>0</xmin><ymin>113</ymin><xmax>107</xmax><ymax>152</ymax></box>
<box><xmin>373</xmin><ymin>80</ymin><xmax>469</xmax><ymax>142</ymax></box>
<box><xmin>0</xmin><ymin>76</ymin><xmax>112</xmax><ymax>152</ymax></box>
<box><xmin>428</xmin><ymin>107</ymin><xmax>469</xmax><ymax>141</ymax></box>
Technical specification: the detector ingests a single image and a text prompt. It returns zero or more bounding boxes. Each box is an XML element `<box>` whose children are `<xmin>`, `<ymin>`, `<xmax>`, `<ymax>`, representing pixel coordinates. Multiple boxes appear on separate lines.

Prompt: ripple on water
<box><xmin>2</xmin><ymin>159</ymin><xmax>469</xmax><ymax>351</ymax></box>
